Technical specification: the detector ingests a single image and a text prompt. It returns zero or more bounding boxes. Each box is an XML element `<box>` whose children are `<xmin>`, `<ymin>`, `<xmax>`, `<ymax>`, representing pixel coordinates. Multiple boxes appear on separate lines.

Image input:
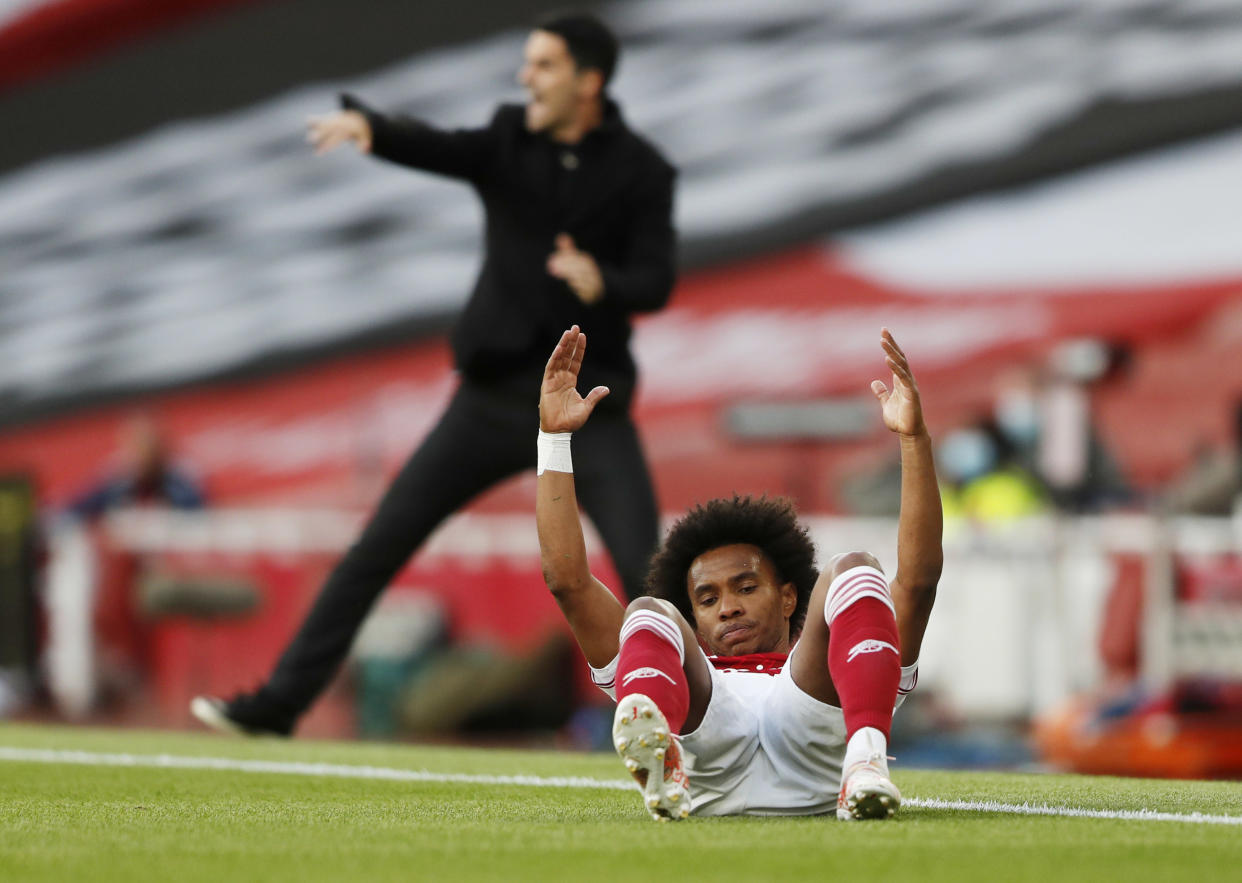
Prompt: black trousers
<box><xmin>260</xmin><ymin>378</ymin><xmax>659</xmax><ymax>717</ymax></box>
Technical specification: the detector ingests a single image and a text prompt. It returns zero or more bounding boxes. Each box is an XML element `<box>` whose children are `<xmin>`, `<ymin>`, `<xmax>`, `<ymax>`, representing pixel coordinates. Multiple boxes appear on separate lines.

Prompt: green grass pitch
<box><xmin>1</xmin><ymin>723</ymin><xmax>1240</xmax><ymax>882</ymax></box>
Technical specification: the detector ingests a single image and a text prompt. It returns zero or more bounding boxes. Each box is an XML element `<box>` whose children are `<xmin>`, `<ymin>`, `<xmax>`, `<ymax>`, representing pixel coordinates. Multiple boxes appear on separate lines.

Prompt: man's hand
<box><xmin>547</xmin><ymin>234</ymin><xmax>604</xmax><ymax>305</ymax></box>
<box><xmin>540</xmin><ymin>325</ymin><xmax>609</xmax><ymax>432</ymax></box>
<box><xmin>871</xmin><ymin>328</ymin><xmax>927</xmax><ymax>437</ymax></box>
<box><xmin>306</xmin><ymin>111</ymin><xmax>373</xmax><ymax>155</ymax></box>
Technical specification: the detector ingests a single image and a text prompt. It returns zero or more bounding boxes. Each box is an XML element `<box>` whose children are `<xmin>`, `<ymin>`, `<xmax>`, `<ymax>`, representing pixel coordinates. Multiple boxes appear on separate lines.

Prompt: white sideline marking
<box><xmin>2</xmin><ymin>747</ymin><xmax>1240</xmax><ymax>826</ymax></box>
<box><xmin>0</xmin><ymin>747</ymin><xmax>633</xmax><ymax>791</ymax></box>
<box><xmin>903</xmin><ymin>796</ymin><xmax>1242</xmax><ymax>826</ymax></box>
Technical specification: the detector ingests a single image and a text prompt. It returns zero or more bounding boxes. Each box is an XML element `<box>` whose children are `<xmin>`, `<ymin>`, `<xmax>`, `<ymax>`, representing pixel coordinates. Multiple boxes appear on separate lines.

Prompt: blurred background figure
<box><xmin>1034</xmin><ymin>341</ymin><xmax>1133</xmax><ymax>513</ymax></box>
<box><xmin>192</xmin><ymin>10</ymin><xmax>674</xmax><ymax>739</ymax></box>
<box><xmin>1161</xmin><ymin>396</ymin><xmax>1242</xmax><ymax>517</ymax></box>
<box><xmin>41</xmin><ymin>414</ymin><xmax>208</xmax><ymax>720</ymax></box>
<box><xmin>66</xmin><ymin>413</ymin><xmax>205</xmax><ymax>520</ymax></box>
<box><xmin>843</xmin><ymin>339</ymin><xmax>1134</xmax><ymax>524</ymax></box>
<box><xmin>3</xmin><ymin>0</ymin><xmax>1242</xmax><ymax>773</ymax></box>
<box><xmin>937</xmin><ymin>417</ymin><xmax>1048</xmax><ymax>525</ymax></box>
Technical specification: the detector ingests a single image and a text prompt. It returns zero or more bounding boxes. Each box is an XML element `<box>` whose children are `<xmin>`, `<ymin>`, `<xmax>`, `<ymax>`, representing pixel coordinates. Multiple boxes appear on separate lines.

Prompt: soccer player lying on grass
<box><xmin>536</xmin><ymin>325</ymin><xmax>942</xmax><ymax>821</ymax></box>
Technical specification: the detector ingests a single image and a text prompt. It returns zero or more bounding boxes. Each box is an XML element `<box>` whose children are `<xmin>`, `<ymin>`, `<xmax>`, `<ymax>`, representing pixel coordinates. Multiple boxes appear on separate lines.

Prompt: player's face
<box><xmin>686</xmin><ymin>544</ymin><xmax>797</xmax><ymax>657</ymax></box>
<box><xmin>519</xmin><ymin>31</ymin><xmax>587</xmax><ymax>134</ymax></box>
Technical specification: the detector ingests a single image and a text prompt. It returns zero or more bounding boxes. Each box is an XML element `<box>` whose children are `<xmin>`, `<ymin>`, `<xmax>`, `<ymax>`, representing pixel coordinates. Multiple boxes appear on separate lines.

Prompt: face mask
<box><xmin>995</xmin><ymin>392</ymin><xmax>1039</xmax><ymax>445</ymax></box>
<box><xmin>938</xmin><ymin>429</ymin><xmax>998</xmax><ymax>483</ymax></box>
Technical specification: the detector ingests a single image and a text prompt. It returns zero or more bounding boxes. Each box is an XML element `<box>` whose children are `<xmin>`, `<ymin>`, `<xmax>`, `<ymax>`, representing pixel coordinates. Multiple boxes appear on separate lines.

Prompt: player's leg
<box><xmin>611</xmin><ymin>597</ymin><xmax>710</xmax><ymax>820</ymax></box>
<box><xmin>572</xmin><ymin>409</ymin><xmax>660</xmax><ymax>602</ymax></box>
<box><xmin>192</xmin><ymin>381</ymin><xmax>534</xmax><ymax>735</ymax></box>
<box><xmin>789</xmin><ymin>551</ymin><xmax>903</xmax><ymax>820</ymax></box>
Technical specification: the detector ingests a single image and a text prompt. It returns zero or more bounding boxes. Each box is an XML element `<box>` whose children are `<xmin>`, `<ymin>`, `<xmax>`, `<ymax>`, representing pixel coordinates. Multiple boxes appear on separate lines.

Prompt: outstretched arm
<box><xmin>536</xmin><ymin>326</ymin><xmax>626</xmax><ymax>666</ymax></box>
<box><xmin>306</xmin><ymin>94</ymin><xmax>494</xmax><ymax>182</ymax></box>
<box><xmin>871</xmin><ymin>328</ymin><xmax>943</xmax><ymax>665</ymax></box>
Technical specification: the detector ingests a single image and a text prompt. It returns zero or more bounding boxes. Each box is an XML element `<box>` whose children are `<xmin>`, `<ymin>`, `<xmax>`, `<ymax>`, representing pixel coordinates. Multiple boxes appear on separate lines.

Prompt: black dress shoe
<box><xmin>190</xmin><ymin>693</ymin><xmax>295</xmax><ymax>737</ymax></box>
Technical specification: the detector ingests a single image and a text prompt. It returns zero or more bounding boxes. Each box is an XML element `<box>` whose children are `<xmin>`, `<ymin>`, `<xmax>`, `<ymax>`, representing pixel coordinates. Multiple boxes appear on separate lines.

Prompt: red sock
<box><xmin>826</xmin><ymin>568</ymin><xmax>901</xmax><ymax>739</ymax></box>
<box><xmin>616</xmin><ymin>610</ymin><xmax>689</xmax><ymax>734</ymax></box>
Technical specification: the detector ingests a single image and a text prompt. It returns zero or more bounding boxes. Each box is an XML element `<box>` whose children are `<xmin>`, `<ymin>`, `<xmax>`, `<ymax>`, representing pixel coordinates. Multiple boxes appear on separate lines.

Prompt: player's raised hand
<box><xmin>306</xmin><ymin>111</ymin><xmax>373</xmax><ymax>155</ymax></box>
<box><xmin>871</xmin><ymin>328</ymin><xmax>927</xmax><ymax>437</ymax></box>
<box><xmin>540</xmin><ymin>325</ymin><xmax>610</xmax><ymax>433</ymax></box>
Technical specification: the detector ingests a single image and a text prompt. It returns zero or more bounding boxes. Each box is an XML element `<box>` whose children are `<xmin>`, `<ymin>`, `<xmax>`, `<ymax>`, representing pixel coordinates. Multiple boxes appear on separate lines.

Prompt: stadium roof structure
<box><xmin>3</xmin><ymin>0</ymin><xmax>1242</xmax><ymax>424</ymax></box>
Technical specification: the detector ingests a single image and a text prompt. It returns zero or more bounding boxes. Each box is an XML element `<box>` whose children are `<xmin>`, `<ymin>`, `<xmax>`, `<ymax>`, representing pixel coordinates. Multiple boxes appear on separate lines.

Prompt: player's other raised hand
<box><xmin>871</xmin><ymin>328</ymin><xmax>927</xmax><ymax>438</ymax></box>
<box><xmin>540</xmin><ymin>326</ymin><xmax>610</xmax><ymax>433</ymax></box>
<box><xmin>306</xmin><ymin>110</ymin><xmax>373</xmax><ymax>155</ymax></box>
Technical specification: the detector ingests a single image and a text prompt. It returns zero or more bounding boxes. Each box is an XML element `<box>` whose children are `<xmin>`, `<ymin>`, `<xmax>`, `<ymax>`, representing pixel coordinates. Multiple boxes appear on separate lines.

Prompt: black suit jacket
<box><xmin>341</xmin><ymin>94</ymin><xmax>677</xmax><ymax>410</ymax></box>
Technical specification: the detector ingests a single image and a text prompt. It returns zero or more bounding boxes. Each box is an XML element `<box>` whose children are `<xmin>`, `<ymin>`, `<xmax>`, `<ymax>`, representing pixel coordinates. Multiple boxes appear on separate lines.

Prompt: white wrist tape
<box><xmin>537</xmin><ymin>430</ymin><xmax>573</xmax><ymax>475</ymax></box>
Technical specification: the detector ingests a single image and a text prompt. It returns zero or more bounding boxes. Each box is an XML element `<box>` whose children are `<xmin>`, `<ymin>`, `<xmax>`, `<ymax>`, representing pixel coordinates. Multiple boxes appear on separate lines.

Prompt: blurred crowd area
<box><xmin>3</xmin><ymin>0</ymin><xmax>1242</xmax><ymax>776</ymax></box>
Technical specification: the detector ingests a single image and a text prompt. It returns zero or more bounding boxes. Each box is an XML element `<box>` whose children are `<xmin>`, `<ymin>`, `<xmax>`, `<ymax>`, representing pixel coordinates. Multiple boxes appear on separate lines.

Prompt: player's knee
<box><xmin>621</xmin><ymin>597</ymin><xmax>687</xmax><ymax>662</ymax></box>
<box><xmin>822</xmin><ymin>551</ymin><xmax>892</xmax><ymax>626</ymax></box>
<box><xmin>624</xmin><ymin>596</ymin><xmax>680</xmax><ymax>622</ymax></box>
<box><xmin>826</xmin><ymin>550</ymin><xmax>883</xmax><ymax>581</ymax></box>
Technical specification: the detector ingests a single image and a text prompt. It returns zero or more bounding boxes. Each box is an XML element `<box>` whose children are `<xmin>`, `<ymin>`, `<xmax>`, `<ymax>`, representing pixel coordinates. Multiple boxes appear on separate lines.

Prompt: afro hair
<box><xmin>645</xmin><ymin>495</ymin><xmax>819</xmax><ymax>636</ymax></box>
